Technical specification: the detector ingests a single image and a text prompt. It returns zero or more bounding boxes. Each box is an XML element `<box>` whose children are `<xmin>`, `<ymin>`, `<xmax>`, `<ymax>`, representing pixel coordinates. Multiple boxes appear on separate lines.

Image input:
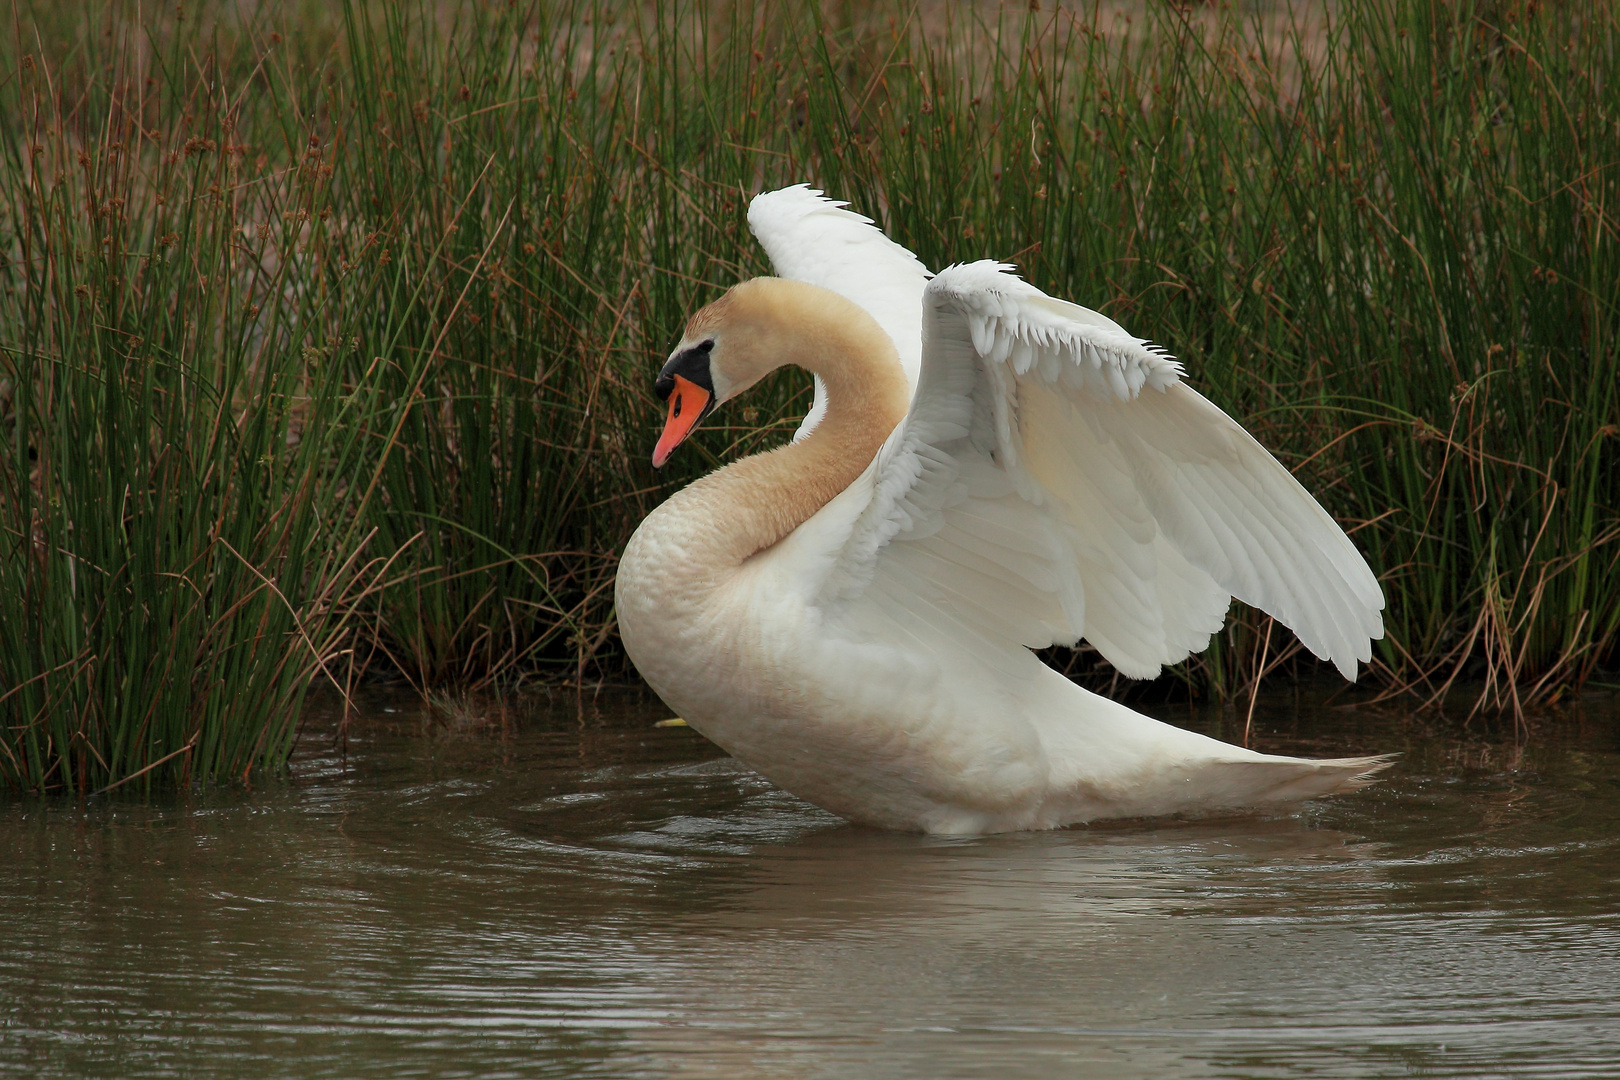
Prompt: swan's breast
<box><xmin>616</xmin><ymin>493</ymin><xmax>1052</xmax><ymax>832</ymax></box>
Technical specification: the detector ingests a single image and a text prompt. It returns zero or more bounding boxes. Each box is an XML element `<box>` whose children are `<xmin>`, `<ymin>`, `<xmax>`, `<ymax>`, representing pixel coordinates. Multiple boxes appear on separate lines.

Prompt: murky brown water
<box><xmin>3</xmin><ymin>688</ymin><xmax>1619</xmax><ymax>1079</ymax></box>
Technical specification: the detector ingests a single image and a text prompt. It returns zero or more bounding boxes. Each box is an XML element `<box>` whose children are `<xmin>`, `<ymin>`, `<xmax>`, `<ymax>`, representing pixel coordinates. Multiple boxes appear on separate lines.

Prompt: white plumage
<box><xmin>613</xmin><ymin>185</ymin><xmax>1388</xmax><ymax>834</ymax></box>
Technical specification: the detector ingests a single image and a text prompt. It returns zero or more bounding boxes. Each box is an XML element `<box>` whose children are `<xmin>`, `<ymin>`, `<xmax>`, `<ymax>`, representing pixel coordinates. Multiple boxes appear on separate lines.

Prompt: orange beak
<box><xmin>652</xmin><ymin>374</ymin><xmax>713</xmax><ymax>468</ymax></box>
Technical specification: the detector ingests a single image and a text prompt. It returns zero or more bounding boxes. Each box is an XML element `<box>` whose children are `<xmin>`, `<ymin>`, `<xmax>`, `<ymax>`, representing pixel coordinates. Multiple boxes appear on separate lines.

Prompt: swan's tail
<box><xmin>1037</xmin><ymin>752</ymin><xmax>1396</xmax><ymax>828</ymax></box>
<box><xmin>1197</xmin><ymin>753</ymin><xmax>1396</xmax><ymax>807</ymax></box>
<box><xmin>1028</xmin><ymin>670</ymin><xmax>1399</xmax><ymax>825</ymax></box>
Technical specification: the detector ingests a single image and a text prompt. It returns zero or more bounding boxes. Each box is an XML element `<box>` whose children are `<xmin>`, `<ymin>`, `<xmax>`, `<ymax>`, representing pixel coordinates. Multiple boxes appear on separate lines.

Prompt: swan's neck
<box><xmin>661</xmin><ymin>331</ymin><xmax>909</xmax><ymax>572</ymax></box>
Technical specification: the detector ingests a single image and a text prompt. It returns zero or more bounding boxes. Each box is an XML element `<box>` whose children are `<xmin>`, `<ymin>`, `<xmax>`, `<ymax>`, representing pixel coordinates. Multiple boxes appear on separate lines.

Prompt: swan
<box><xmin>614</xmin><ymin>185</ymin><xmax>1388</xmax><ymax>834</ymax></box>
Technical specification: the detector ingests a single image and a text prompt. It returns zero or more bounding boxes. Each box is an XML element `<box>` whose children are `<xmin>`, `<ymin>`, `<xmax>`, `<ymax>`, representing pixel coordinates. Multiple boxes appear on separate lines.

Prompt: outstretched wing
<box><xmin>748</xmin><ymin>185</ymin><xmax>930</xmax><ymax>437</ymax></box>
<box><xmin>819</xmin><ymin>261</ymin><xmax>1384</xmax><ymax>680</ymax></box>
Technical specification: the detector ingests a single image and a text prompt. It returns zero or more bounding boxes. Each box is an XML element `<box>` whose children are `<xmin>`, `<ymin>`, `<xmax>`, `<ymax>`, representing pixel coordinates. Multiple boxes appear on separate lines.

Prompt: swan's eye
<box><xmin>697</xmin><ymin>339</ymin><xmax>714</xmax><ymax>353</ymax></box>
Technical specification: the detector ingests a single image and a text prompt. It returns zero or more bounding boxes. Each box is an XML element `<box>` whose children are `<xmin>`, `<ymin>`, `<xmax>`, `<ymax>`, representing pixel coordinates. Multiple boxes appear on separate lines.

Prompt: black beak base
<box><xmin>657</xmin><ymin>340</ymin><xmax>716</xmax><ymax>405</ymax></box>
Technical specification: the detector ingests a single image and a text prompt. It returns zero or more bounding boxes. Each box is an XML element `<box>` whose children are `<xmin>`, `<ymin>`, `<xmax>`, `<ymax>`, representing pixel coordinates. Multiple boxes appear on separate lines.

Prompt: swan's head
<box><xmin>652</xmin><ymin>278</ymin><xmax>832</xmax><ymax>468</ymax></box>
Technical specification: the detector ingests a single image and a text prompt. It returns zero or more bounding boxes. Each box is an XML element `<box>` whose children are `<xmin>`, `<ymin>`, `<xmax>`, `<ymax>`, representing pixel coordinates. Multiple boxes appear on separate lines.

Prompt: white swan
<box><xmin>614</xmin><ymin>185</ymin><xmax>1388</xmax><ymax>834</ymax></box>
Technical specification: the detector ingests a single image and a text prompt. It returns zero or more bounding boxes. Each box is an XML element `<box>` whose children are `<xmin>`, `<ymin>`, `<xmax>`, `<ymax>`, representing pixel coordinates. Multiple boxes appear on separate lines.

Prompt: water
<box><xmin>3</xmin><ymin>688</ymin><xmax>1619</xmax><ymax>1079</ymax></box>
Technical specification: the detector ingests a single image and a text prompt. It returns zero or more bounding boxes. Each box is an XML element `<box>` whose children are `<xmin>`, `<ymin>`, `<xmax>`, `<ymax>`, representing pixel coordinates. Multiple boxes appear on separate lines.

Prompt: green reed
<box><xmin>0</xmin><ymin>6</ymin><xmax>382</xmax><ymax>792</ymax></box>
<box><xmin>3</xmin><ymin>0</ymin><xmax>1615</xmax><ymax>792</ymax></box>
<box><xmin>841</xmin><ymin>1</ymin><xmax>1620</xmax><ymax>713</ymax></box>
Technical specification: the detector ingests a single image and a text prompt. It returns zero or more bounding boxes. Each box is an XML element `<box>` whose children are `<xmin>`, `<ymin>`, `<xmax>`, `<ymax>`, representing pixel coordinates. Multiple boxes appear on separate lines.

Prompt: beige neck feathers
<box><xmin>671</xmin><ymin>281</ymin><xmax>910</xmax><ymax>569</ymax></box>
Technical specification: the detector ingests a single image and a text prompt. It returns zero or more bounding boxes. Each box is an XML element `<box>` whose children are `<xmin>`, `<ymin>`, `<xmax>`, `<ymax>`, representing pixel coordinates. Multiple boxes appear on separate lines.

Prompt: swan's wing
<box><xmin>819</xmin><ymin>261</ymin><xmax>1384</xmax><ymax>680</ymax></box>
<box><xmin>748</xmin><ymin>185</ymin><xmax>930</xmax><ymax>437</ymax></box>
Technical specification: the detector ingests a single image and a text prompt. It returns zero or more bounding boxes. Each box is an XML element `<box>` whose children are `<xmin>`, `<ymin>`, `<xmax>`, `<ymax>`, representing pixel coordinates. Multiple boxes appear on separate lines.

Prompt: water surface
<box><xmin>3</xmin><ymin>689</ymin><xmax>1619</xmax><ymax>1078</ymax></box>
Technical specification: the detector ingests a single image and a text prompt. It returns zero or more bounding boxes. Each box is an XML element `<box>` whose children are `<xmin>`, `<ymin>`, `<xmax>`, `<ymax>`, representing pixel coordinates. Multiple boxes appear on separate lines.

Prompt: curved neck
<box><xmin>667</xmin><ymin>320</ymin><xmax>910</xmax><ymax>570</ymax></box>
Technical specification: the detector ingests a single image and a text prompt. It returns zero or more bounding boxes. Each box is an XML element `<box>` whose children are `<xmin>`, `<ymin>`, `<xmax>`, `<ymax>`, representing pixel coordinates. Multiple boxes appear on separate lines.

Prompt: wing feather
<box><xmin>819</xmin><ymin>260</ymin><xmax>1383</xmax><ymax>680</ymax></box>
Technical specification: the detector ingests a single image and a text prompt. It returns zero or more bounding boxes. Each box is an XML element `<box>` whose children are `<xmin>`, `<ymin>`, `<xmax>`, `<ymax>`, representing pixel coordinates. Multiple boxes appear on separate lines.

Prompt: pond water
<box><xmin>3</xmin><ymin>687</ymin><xmax>1619</xmax><ymax>1079</ymax></box>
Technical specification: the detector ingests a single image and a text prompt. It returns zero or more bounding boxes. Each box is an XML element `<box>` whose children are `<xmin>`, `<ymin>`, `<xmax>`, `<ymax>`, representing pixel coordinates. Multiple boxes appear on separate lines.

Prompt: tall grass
<box><xmin>864</xmin><ymin>2</ymin><xmax>1620</xmax><ymax>714</ymax></box>
<box><xmin>0</xmin><ymin>7</ymin><xmax>394</xmax><ymax>793</ymax></box>
<box><xmin>3</xmin><ymin>0</ymin><xmax>1615</xmax><ymax>792</ymax></box>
